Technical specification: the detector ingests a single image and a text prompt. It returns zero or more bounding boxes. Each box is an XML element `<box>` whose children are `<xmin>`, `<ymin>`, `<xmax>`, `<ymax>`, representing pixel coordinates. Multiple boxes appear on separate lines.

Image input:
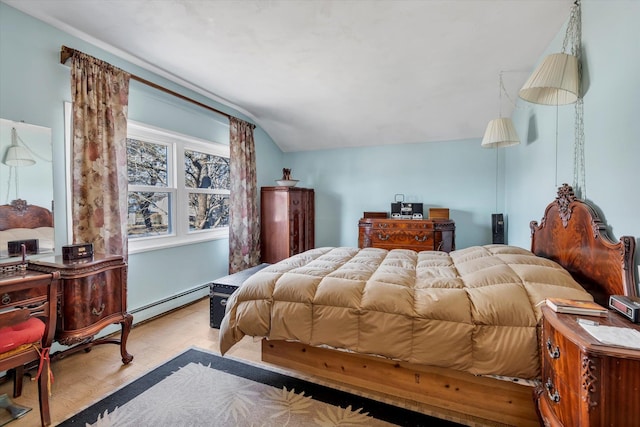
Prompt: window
<box><xmin>127</xmin><ymin>121</ymin><xmax>229</xmax><ymax>253</ymax></box>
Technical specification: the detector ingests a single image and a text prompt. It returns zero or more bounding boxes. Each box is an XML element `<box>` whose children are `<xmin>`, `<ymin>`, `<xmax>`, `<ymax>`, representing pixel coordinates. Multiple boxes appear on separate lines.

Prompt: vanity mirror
<box><xmin>0</xmin><ymin>119</ymin><xmax>54</xmax><ymax>260</ymax></box>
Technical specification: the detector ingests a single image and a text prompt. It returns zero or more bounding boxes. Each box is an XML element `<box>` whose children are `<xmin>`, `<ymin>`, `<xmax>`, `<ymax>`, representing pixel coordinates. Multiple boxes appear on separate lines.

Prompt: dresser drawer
<box><xmin>370</xmin><ymin>229</ymin><xmax>434</xmax><ymax>248</ymax></box>
<box><xmin>60</xmin><ymin>268</ymin><xmax>123</xmax><ymax>331</ymax></box>
<box><xmin>0</xmin><ymin>277</ymin><xmax>52</xmax><ymax>307</ymax></box>
<box><xmin>372</xmin><ymin>220</ymin><xmax>434</xmax><ymax>231</ymax></box>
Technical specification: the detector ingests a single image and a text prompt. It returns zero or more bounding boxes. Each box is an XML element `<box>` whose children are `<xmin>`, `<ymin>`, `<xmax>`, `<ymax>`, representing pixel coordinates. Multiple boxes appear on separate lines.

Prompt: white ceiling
<box><xmin>4</xmin><ymin>0</ymin><xmax>573</xmax><ymax>152</ymax></box>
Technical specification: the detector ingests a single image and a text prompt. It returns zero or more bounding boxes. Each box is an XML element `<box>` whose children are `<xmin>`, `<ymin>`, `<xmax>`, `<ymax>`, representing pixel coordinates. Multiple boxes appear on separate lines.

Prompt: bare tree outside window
<box><xmin>184</xmin><ymin>149</ymin><xmax>230</xmax><ymax>230</ymax></box>
<box><xmin>127</xmin><ymin>138</ymin><xmax>170</xmax><ymax>237</ymax></box>
<box><xmin>125</xmin><ymin>122</ymin><xmax>230</xmax><ymax>250</ymax></box>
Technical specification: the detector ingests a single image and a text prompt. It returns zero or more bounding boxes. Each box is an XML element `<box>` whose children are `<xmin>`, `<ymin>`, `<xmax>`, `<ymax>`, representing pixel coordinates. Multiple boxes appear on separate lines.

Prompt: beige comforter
<box><xmin>219</xmin><ymin>245</ymin><xmax>592</xmax><ymax>379</ymax></box>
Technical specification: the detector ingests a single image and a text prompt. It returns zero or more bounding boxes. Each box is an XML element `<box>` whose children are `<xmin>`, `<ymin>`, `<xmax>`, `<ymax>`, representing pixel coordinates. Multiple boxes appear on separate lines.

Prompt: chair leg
<box><xmin>12</xmin><ymin>365</ymin><xmax>24</xmax><ymax>398</ymax></box>
<box><xmin>37</xmin><ymin>361</ymin><xmax>51</xmax><ymax>426</ymax></box>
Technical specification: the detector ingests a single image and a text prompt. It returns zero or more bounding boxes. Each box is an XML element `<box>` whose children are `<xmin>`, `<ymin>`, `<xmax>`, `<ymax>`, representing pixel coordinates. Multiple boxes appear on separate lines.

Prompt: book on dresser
<box><xmin>545</xmin><ymin>297</ymin><xmax>608</xmax><ymax>317</ymax></box>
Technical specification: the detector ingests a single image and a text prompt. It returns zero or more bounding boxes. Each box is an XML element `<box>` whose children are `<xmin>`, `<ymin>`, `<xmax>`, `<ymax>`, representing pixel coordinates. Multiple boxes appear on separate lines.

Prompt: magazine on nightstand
<box><xmin>545</xmin><ymin>297</ymin><xmax>608</xmax><ymax>317</ymax></box>
<box><xmin>577</xmin><ymin>319</ymin><xmax>640</xmax><ymax>350</ymax></box>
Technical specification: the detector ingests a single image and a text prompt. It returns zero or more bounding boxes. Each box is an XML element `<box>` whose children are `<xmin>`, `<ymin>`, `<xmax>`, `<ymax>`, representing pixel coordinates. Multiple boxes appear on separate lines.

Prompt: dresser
<box><xmin>28</xmin><ymin>254</ymin><xmax>133</xmax><ymax>364</ymax></box>
<box><xmin>358</xmin><ymin>218</ymin><xmax>455</xmax><ymax>252</ymax></box>
<box><xmin>537</xmin><ymin>306</ymin><xmax>640</xmax><ymax>426</ymax></box>
<box><xmin>260</xmin><ymin>186</ymin><xmax>314</xmax><ymax>263</ymax></box>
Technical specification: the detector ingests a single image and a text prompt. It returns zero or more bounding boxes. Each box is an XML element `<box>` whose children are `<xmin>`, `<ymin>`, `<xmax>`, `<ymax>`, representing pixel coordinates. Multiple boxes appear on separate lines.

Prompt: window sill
<box><xmin>128</xmin><ymin>229</ymin><xmax>229</xmax><ymax>255</ymax></box>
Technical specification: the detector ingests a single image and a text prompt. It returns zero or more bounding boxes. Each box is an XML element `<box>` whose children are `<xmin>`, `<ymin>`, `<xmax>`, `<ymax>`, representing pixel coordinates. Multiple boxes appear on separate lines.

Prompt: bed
<box><xmin>219</xmin><ymin>184</ymin><xmax>637</xmax><ymax>426</ymax></box>
<box><xmin>0</xmin><ymin>199</ymin><xmax>54</xmax><ymax>258</ymax></box>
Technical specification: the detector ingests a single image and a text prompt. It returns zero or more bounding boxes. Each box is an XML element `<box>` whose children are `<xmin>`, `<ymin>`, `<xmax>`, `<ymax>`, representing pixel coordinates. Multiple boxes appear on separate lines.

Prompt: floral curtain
<box><xmin>228</xmin><ymin>117</ymin><xmax>260</xmax><ymax>273</ymax></box>
<box><xmin>70</xmin><ymin>52</ymin><xmax>130</xmax><ymax>257</ymax></box>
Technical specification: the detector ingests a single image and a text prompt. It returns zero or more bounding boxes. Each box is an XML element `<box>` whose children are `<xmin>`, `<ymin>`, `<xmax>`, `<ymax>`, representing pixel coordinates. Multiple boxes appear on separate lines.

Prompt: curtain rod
<box><xmin>60</xmin><ymin>45</ymin><xmax>233</xmax><ymax>121</ymax></box>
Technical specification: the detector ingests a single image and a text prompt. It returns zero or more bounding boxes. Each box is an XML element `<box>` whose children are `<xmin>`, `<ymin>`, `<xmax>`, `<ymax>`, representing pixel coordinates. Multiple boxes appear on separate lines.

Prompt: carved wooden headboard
<box><xmin>530</xmin><ymin>184</ymin><xmax>636</xmax><ymax>304</ymax></box>
<box><xmin>0</xmin><ymin>199</ymin><xmax>53</xmax><ymax>231</ymax></box>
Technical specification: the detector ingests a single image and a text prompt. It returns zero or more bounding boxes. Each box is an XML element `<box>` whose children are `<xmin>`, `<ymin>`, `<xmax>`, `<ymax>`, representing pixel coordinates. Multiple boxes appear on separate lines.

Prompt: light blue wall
<box><xmin>285</xmin><ymin>139</ymin><xmax>501</xmax><ymax>249</ymax></box>
<box><xmin>506</xmin><ymin>0</ymin><xmax>640</xmax><ymax>278</ymax></box>
<box><xmin>4</xmin><ymin>0</ymin><xmax>636</xmax><ymax>317</ymax></box>
<box><xmin>0</xmin><ymin>3</ymin><xmax>283</xmax><ymax>322</ymax></box>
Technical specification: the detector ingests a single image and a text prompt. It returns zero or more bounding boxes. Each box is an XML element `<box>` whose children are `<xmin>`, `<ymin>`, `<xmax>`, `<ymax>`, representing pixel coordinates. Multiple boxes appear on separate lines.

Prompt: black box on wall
<box><xmin>492</xmin><ymin>213</ymin><xmax>505</xmax><ymax>244</ymax></box>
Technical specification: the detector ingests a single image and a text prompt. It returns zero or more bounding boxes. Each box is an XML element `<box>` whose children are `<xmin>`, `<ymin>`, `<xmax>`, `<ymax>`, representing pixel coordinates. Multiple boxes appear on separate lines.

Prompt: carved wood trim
<box><xmin>556</xmin><ymin>184</ymin><xmax>576</xmax><ymax>228</ymax></box>
<box><xmin>530</xmin><ymin>184</ymin><xmax>637</xmax><ymax>299</ymax></box>
<box><xmin>581</xmin><ymin>355</ymin><xmax>599</xmax><ymax>408</ymax></box>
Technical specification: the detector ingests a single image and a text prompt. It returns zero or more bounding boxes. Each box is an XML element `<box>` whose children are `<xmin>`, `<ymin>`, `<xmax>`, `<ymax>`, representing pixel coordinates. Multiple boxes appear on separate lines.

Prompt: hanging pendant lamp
<box><xmin>481</xmin><ymin>118</ymin><xmax>520</xmax><ymax>148</ymax></box>
<box><xmin>518</xmin><ymin>53</ymin><xmax>579</xmax><ymax>105</ymax></box>
<box><xmin>482</xmin><ymin>72</ymin><xmax>520</xmax><ymax>149</ymax></box>
<box><xmin>3</xmin><ymin>128</ymin><xmax>35</xmax><ymax>167</ymax></box>
<box><xmin>519</xmin><ymin>0</ymin><xmax>581</xmax><ymax>106</ymax></box>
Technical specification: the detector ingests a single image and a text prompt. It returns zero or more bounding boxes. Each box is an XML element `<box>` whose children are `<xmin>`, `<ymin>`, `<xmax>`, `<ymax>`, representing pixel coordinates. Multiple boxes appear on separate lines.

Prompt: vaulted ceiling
<box><xmin>4</xmin><ymin>0</ymin><xmax>573</xmax><ymax>152</ymax></box>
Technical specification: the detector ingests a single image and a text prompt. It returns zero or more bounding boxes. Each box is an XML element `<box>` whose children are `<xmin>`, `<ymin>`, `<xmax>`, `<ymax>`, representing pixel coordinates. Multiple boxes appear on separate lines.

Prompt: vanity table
<box><xmin>28</xmin><ymin>254</ymin><xmax>133</xmax><ymax>364</ymax></box>
<box><xmin>0</xmin><ymin>261</ymin><xmax>59</xmax><ymax>427</ymax></box>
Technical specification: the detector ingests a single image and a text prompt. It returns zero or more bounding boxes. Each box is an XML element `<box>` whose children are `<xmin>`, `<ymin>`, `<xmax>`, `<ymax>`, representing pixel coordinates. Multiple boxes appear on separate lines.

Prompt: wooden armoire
<box><xmin>260</xmin><ymin>186</ymin><xmax>314</xmax><ymax>263</ymax></box>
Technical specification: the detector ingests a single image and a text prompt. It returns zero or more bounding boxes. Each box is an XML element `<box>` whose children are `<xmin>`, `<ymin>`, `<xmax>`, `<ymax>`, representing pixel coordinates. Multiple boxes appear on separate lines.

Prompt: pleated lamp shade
<box><xmin>518</xmin><ymin>53</ymin><xmax>579</xmax><ymax>105</ymax></box>
<box><xmin>481</xmin><ymin>118</ymin><xmax>520</xmax><ymax>148</ymax></box>
<box><xmin>3</xmin><ymin>145</ymin><xmax>35</xmax><ymax>166</ymax></box>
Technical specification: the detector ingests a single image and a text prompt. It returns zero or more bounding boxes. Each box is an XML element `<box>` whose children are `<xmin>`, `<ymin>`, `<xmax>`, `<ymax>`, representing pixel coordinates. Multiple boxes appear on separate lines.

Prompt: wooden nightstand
<box><xmin>28</xmin><ymin>254</ymin><xmax>133</xmax><ymax>364</ymax></box>
<box><xmin>537</xmin><ymin>306</ymin><xmax>640</xmax><ymax>426</ymax></box>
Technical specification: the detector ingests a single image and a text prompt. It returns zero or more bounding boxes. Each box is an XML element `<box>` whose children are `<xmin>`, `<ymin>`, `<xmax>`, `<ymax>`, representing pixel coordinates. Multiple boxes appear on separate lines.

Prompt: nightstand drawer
<box><xmin>538</xmin><ymin>307</ymin><xmax>640</xmax><ymax>426</ymax></box>
<box><xmin>61</xmin><ymin>268</ymin><xmax>123</xmax><ymax>331</ymax></box>
<box><xmin>540</xmin><ymin>358</ymin><xmax>581</xmax><ymax>426</ymax></box>
<box><xmin>541</xmin><ymin>319</ymin><xmax>583</xmax><ymax>387</ymax></box>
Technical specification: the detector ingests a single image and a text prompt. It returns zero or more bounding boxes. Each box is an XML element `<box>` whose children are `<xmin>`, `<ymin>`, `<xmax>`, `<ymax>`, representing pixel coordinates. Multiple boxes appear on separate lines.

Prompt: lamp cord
<box><xmin>574</xmin><ymin>98</ymin><xmax>585</xmax><ymax>197</ymax></box>
<box><xmin>4</xmin><ymin>166</ymin><xmax>12</xmax><ymax>204</ymax></box>
<box><xmin>555</xmin><ymin>102</ymin><xmax>559</xmax><ymax>188</ymax></box>
<box><xmin>495</xmin><ymin>145</ymin><xmax>499</xmax><ymax>213</ymax></box>
<box><xmin>559</xmin><ymin>0</ymin><xmax>585</xmax><ymax>198</ymax></box>
<box><xmin>4</xmin><ymin>166</ymin><xmax>17</xmax><ymax>204</ymax></box>
<box><xmin>14</xmin><ymin>130</ymin><xmax>52</xmax><ymax>163</ymax></box>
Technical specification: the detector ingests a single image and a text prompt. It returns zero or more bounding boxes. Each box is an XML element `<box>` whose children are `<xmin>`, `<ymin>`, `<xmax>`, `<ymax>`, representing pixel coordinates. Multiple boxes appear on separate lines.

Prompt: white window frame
<box><xmin>127</xmin><ymin>120</ymin><xmax>230</xmax><ymax>255</ymax></box>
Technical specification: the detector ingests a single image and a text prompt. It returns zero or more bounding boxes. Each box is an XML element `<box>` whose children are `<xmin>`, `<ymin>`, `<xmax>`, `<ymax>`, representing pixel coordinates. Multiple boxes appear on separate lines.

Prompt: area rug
<box><xmin>58</xmin><ymin>347</ymin><xmax>465</xmax><ymax>426</ymax></box>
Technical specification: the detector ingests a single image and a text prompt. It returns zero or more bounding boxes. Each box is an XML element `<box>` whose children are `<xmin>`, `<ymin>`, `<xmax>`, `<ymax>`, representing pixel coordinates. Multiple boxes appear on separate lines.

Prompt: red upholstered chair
<box><xmin>0</xmin><ymin>269</ymin><xmax>59</xmax><ymax>426</ymax></box>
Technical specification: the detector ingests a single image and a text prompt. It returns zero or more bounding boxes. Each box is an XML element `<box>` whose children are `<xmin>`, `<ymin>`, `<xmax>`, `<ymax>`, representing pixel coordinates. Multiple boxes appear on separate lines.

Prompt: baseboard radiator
<box><xmin>131</xmin><ymin>283</ymin><xmax>209</xmax><ymax>316</ymax></box>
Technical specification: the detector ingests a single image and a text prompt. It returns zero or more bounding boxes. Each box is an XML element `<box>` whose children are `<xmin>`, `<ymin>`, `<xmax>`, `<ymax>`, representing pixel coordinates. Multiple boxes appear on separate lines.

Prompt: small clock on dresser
<box><xmin>537</xmin><ymin>306</ymin><xmax>640</xmax><ymax>427</ymax></box>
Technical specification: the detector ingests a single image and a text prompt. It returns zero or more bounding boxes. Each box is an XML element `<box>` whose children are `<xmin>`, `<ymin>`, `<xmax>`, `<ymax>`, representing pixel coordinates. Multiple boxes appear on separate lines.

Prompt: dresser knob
<box><xmin>546</xmin><ymin>338</ymin><xmax>560</xmax><ymax>359</ymax></box>
<box><xmin>1</xmin><ymin>293</ymin><xmax>10</xmax><ymax>305</ymax></box>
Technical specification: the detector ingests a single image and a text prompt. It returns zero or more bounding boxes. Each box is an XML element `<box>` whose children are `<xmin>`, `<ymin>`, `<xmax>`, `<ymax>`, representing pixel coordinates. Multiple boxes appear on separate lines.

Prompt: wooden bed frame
<box><xmin>0</xmin><ymin>199</ymin><xmax>54</xmax><ymax>258</ymax></box>
<box><xmin>261</xmin><ymin>184</ymin><xmax>637</xmax><ymax>426</ymax></box>
<box><xmin>0</xmin><ymin>199</ymin><xmax>53</xmax><ymax>231</ymax></box>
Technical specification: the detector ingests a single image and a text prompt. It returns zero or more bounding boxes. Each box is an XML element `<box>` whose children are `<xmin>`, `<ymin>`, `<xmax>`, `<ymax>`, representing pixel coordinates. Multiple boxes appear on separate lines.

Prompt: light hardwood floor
<box><xmin>2</xmin><ymin>297</ymin><xmax>491</xmax><ymax>427</ymax></box>
<box><xmin>0</xmin><ymin>297</ymin><xmax>263</xmax><ymax>427</ymax></box>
